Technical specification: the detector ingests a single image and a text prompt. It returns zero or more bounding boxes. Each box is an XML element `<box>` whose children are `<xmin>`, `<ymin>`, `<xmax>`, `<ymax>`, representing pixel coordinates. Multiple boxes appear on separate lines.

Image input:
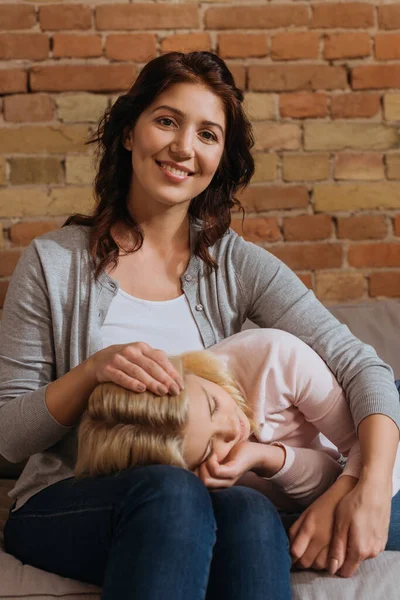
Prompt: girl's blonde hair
<box><xmin>75</xmin><ymin>350</ymin><xmax>255</xmax><ymax>478</ymax></box>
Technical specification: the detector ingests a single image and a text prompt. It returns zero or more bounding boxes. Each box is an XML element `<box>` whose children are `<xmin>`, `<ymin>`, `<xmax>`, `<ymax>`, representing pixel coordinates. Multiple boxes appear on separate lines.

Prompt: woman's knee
<box><xmin>211</xmin><ymin>486</ymin><xmax>289</xmax><ymax>547</ymax></box>
<box><xmin>116</xmin><ymin>464</ymin><xmax>215</xmax><ymax>528</ymax></box>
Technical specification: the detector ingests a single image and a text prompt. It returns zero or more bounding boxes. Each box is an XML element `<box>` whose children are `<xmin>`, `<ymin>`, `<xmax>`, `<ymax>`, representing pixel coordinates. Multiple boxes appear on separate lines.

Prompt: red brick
<box><xmin>353</xmin><ymin>66</ymin><xmax>400</xmax><ymax>90</ymax></box>
<box><xmin>107</xmin><ymin>34</ymin><xmax>157</xmax><ymax>61</ymax></box>
<box><xmin>280</xmin><ymin>93</ymin><xmax>329</xmax><ymax>118</ymax></box>
<box><xmin>0</xmin><ymin>5</ymin><xmax>36</xmax><ymax>30</ymax></box>
<box><xmin>378</xmin><ymin>5</ymin><xmax>400</xmax><ymax>30</ymax></box>
<box><xmin>4</xmin><ymin>94</ymin><xmax>54</xmax><ymax>123</ymax></box>
<box><xmin>161</xmin><ymin>34</ymin><xmax>211</xmax><ymax>54</ymax></box>
<box><xmin>331</xmin><ymin>93</ymin><xmax>380</xmax><ymax>118</ymax></box>
<box><xmin>334</xmin><ymin>153</ymin><xmax>384</xmax><ymax>181</ymax></box>
<box><xmin>249</xmin><ymin>65</ymin><xmax>346</xmax><ymax>92</ymax></box>
<box><xmin>0</xmin><ymin>281</ymin><xmax>10</xmax><ymax>309</ymax></box>
<box><xmin>30</xmin><ymin>65</ymin><xmax>135</xmax><ymax>93</ymax></box>
<box><xmin>271</xmin><ymin>32</ymin><xmax>319</xmax><ymax>61</ymax></box>
<box><xmin>395</xmin><ymin>215</ymin><xmax>400</xmax><ymax>237</ymax></box>
<box><xmin>297</xmin><ymin>272</ymin><xmax>313</xmax><ymax>288</ymax></box>
<box><xmin>96</xmin><ymin>4</ymin><xmax>198</xmax><ymax>30</ymax></box>
<box><xmin>270</xmin><ymin>244</ymin><xmax>342</xmax><ymax>270</ymax></box>
<box><xmin>238</xmin><ymin>186</ymin><xmax>309</xmax><ymax>212</ymax></box>
<box><xmin>337</xmin><ymin>216</ymin><xmax>387</xmax><ymax>240</ymax></box>
<box><xmin>227</xmin><ymin>65</ymin><xmax>246</xmax><ymax>91</ymax></box>
<box><xmin>40</xmin><ymin>4</ymin><xmax>92</xmax><ymax>30</ymax></box>
<box><xmin>206</xmin><ymin>5</ymin><xmax>308</xmax><ymax>29</ymax></box>
<box><xmin>324</xmin><ymin>33</ymin><xmax>370</xmax><ymax>60</ymax></box>
<box><xmin>316</xmin><ymin>272</ymin><xmax>365</xmax><ymax>303</ymax></box>
<box><xmin>230</xmin><ymin>217</ymin><xmax>280</xmax><ymax>243</ymax></box>
<box><xmin>218</xmin><ymin>34</ymin><xmax>267</xmax><ymax>59</ymax></box>
<box><xmin>0</xmin><ymin>34</ymin><xmax>48</xmax><ymax>60</ymax></box>
<box><xmin>0</xmin><ymin>70</ymin><xmax>27</xmax><ymax>94</ymax></box>
<box><xmin>53</xmin><ymin>35</ymin><xmax>102</xmax><ymax>59</ymax></box>
<box><xmin>370</xmin><ymin>272</ymin><xmax>400</xmax><ymax>298</ymax></box>
<box><xmin>0</xmin><ymin>251</ymin><xmax>21</xmax><ymax>277</ymax></box>
<box><xmin>10</xmin><ymin>221</ymin><xmax>60</xmax><ymax>246</ymax></box>
<box><xmin>375</xmin><ymin>34</ymin><xmax>400</xmax><ymax>60</ymax></box>
<box><xmin>283</xmin><ymin>215</ymin><xmax>332</xmax><ymax>241</ymax></box>
<box><xmin>311</xmin><ymin>3</ymin><xmax>374</xmax><ymax>28</ymax></box>
<box><xmin>348</xmin><ymin>243</ymin><xmax>400</xmax><ymax>267</ymax></box>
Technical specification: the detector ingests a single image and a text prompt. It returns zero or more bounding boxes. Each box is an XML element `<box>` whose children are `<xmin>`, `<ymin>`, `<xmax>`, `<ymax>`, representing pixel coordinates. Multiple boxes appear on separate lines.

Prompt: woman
<box><xmin>74</xmin><ymin>327</ymin><xmax>400</xmax><ymax>574</ymax></box>
<box><xmin>0</xmin><ymin>50</ymin><xmax>399</xmax><ymax>598</ymax></box>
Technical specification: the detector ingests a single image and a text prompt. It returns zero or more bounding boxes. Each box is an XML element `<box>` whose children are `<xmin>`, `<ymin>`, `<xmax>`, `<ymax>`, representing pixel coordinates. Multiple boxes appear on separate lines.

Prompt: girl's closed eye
<box><xmin>212</xmin><ymin>396</ymin><xmax>219</xmax><ymax>414</ymax></box>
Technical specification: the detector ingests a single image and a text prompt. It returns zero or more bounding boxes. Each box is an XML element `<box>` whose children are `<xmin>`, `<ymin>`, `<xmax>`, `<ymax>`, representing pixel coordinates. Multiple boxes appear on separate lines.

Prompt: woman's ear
<box><xmin>123</xmin><ymin>127</ymin><xmax>133</xmax><ymax>151</ymax></box>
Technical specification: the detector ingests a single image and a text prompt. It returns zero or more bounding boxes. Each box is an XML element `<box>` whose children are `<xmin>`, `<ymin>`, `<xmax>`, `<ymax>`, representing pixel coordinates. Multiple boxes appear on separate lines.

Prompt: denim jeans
<box><xmin>4</xmin><ymin>465</ymin><xmax>292</xmax><ymax>600</ymax></box>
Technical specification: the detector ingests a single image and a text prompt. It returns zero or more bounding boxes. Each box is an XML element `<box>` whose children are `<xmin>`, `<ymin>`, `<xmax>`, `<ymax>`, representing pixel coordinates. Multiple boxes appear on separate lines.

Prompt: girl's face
<box><xmin>182</xmin><ymin>374</ymin><xmax>251</xmax><ymax>470</ymax></box>
<box><xmin>123</xmin><ymin>82</ymin><xmax>226</xmax><ymax>212</ymax></box>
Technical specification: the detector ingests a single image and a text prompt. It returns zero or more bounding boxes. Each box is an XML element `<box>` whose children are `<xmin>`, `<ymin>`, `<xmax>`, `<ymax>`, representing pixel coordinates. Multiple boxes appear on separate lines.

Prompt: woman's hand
<box><xmin>289</xmin><ymin>475</ymin><xmax>357</xmax><ymax>572</ymax></box>
<box><xmin>86</xmin><ymin>342</ymin><xmax>184</xmax><ymax>396</ymax></box>
<box><xmin>328</xmin><ymin>472</ymin><xmax>392</xmax><ymax>577</ymax></box>
<box><xmin>195</xmin><ymin>441</ymin><xmax>263</xmax><ymax>489</ymax></box>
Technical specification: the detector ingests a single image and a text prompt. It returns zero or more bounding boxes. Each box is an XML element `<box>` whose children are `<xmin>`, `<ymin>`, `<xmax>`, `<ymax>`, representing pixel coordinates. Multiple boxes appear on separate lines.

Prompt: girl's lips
<box><xmin>155</xmin><ymin>161</ymin><xmax>192</xmax><ymax>183</ymax></box>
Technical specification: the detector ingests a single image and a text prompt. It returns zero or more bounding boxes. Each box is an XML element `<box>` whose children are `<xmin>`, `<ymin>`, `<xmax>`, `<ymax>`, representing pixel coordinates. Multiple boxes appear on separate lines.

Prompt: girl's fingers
<box><xmin>290</xmin><ymin>527</ymin><xmax>313</xmax><ymax>564</ymax></box>
<box><xmin>312</xmin><ymin>546</ymin><xmax>330</xmax><ymax>571</ymax></box>
<box><xmin>289</xmin><ymin>512</ymin><xmax>307</xmax><ymax>543</ymax></box>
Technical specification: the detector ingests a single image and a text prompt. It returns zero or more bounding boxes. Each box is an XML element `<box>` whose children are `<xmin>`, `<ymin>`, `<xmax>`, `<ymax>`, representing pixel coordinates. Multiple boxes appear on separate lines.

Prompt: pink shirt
<box><xmin>210</xmin><ymin>329</ymin><xmax>400</xmax><ymax>509</ymax></box>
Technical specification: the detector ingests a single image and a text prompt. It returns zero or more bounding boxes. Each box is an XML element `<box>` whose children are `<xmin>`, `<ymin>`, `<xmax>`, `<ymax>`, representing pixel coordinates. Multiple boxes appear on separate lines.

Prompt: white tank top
<box><xmin>100</xmin><ymin>288</ymin><xmax>205</xmax><ymax>355</ymax></box>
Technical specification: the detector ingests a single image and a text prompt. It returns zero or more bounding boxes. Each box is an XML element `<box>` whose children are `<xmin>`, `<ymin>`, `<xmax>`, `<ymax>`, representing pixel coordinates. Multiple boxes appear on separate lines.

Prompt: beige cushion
<box><xmin>291</xmin><ymin>553</ymin><xmax>400</xmax><ymax>600</ymax></box>
<box><xmin>329</xmin><ymin>299</ymin><xmax>400</xmax><ymax>379</ymax></box>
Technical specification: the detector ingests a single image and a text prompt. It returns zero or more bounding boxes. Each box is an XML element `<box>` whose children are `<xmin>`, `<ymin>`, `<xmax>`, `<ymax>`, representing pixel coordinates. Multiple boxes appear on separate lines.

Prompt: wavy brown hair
<box><xmin>64</xmin><ymin>51</ymin><xmax>255</xmax><ymax>277</ymax></box>
<box><xmin>75</xmin><ymin>351</ymin><xmax>255</xmax><ymax>478</ymax></box>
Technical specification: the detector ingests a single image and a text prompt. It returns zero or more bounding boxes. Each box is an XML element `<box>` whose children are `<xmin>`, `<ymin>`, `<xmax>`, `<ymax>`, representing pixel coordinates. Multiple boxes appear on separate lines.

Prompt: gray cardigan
<box><xmin>0</xmin><ymin>223</ymin><xmax>399</xmax><ymax>511</ymax></box>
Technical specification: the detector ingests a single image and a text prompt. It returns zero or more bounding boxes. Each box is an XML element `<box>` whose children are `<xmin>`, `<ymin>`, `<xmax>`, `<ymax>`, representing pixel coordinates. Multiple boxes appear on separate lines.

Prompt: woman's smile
<box><xmin>155</xmin><ymin>160</ymin><xmax>195</xmax><ymax>183</ymax></box>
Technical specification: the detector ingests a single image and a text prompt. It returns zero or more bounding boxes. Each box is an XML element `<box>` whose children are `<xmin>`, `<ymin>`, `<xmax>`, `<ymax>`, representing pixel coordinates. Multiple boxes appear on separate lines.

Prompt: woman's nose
<box><xmin>170</xmin><ymin>130</ymin><xmax>194</xmax><ymax>158</ymax></box>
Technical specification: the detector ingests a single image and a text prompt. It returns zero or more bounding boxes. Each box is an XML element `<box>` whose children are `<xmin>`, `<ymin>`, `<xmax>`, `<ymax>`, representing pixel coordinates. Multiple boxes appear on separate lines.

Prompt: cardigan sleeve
<box><xmin>231</xmin><ymin>235</ymin><xmax>400</xmax><ymax>432</ymax></box>
<box><xmin>0</xmin><ymin>242</ymin><xmax>73</xmax><ymax>463</ymax></box>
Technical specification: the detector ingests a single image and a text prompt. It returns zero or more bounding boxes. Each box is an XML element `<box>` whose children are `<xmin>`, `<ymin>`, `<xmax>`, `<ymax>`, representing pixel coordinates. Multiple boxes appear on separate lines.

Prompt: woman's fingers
<box><xmin>329</xmin><ymin>517</ymin><xmax>350</xmax><ymax>575</ymax></box>
<box><xmin>106</xmin><ymin>344</ymin><xmax>184</xmax><ymax>395</ymax></box>
<box><xmin>141</xmin><ymin>346</ymin><xmax>185</xmax><ymax>390</ymax></box>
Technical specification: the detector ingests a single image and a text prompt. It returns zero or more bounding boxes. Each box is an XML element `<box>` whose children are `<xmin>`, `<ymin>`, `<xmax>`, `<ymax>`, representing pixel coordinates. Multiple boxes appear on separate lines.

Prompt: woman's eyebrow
<box><xmin>150</xmin><ymin>105</ymin><xmax>225</xmax><ymax>135</ymax></box>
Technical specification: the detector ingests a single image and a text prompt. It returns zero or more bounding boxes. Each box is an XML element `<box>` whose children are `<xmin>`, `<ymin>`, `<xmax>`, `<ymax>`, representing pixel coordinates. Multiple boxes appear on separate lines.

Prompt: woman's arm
<box><xmin>0</xmin><ymin>241</ymin><xmax>183</xmax><ymax>462</ymax></box>
<box><xmin>233</xmin><ymin>236</ymin><xmax>400</xmax><ymax>435</ymax></box>
<box><xmin>328</xmin><ymin>414</ymin><xmax>398</xmax><ymax>577</ymax></box>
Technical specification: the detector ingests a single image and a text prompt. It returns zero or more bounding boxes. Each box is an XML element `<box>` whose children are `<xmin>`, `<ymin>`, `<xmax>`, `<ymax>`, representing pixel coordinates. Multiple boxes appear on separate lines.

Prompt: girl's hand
<box><xmin>86</xmin><ymin>342</ymin><xmax>184</xmax><ymax>396</ymax></box>
<box><xmin>289</xmin><ymin>475</ymin><xmax>357</xmax><ymax>572</ymax></box>
<box><xmin>196</xmin><ymin>441</ymin><xmax>262</xmax><ymax>489</ymax></box>
<box><xmin>329</xmin><ymin>473</ymin><xmax>392</xmax><ymax>578</ymax></box>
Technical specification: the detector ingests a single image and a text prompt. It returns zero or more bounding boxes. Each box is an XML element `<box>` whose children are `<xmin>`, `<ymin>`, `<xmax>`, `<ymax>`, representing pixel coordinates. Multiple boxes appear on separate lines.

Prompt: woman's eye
<box><xmin>200</xmin><ymin>131</ymin><xmax>217</xmax><ymax>142</ymax></box>
<box><xmin>158</xmin><ymin>117</ymin><xmax>175</xmax><ymax>127</ymax></box>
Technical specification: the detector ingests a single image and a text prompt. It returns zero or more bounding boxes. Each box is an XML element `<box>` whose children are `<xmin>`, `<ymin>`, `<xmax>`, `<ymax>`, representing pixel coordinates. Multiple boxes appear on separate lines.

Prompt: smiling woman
<box><xmin>2</xmin><ymin>50</ymin><xmax>400</xmax><ymax>600</ymax></box>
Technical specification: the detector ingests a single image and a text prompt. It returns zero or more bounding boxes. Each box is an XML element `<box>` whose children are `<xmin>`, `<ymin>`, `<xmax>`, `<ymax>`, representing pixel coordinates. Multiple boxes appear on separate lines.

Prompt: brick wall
<box><xmin>1</xmin><ymin>2</ymin><xmax>400</xmax><ymax>307</ymax></box>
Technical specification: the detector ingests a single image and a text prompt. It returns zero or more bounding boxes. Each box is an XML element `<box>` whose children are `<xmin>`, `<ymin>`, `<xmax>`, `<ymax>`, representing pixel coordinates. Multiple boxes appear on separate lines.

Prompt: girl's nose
<box><xmin>219</xmin><ymin>414</ymin><xmax>239</xmax><ymax>443</ymax></box>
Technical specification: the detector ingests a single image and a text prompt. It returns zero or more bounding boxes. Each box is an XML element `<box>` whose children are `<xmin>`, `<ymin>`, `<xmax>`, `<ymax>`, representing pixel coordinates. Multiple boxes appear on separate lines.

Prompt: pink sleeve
<box><xmin>265</xmin><ymin>443</ymin><xmax>343</xmax><ymax>507</ymax></box>
<box><xmin>283</xmin><ymin>332</ymin><xmax>359</xmax><ymax>462</ymax></box>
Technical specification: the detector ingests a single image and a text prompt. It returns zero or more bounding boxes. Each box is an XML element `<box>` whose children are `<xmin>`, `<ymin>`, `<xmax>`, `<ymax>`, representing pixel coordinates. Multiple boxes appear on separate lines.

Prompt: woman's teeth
<box><xmin>159</xmin><ymin>162</ymin><xmax>190</xmax><ymax>177</ymax></box>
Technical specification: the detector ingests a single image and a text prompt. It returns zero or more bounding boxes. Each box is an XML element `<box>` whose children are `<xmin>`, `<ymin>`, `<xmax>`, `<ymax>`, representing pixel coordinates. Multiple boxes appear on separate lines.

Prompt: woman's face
<box><xmin>182</xmin><ymin>374</ymin><xmax>251</xmax><ymax>470</ymax></box>
<box><xmin>123</xmin><ymin>82</ymin><xmax>226</xmax><ymax>212</ymax></box>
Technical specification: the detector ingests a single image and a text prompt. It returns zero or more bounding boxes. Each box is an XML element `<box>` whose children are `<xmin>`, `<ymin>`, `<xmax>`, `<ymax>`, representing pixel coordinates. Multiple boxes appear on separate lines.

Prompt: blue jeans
<box><xmin>4</xmin><ymin>465</ymin><xmax>292</xmax><ymax>600</ymax></box>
